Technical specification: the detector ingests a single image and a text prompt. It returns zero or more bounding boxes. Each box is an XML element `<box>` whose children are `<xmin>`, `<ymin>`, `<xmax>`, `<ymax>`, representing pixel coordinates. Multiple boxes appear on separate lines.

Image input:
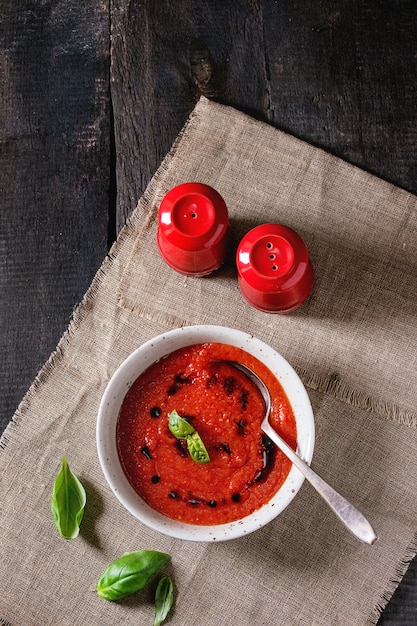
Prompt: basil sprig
<box><xmin>97</xmin><ymin>550</ymin><xmax>171</xmax><ymax>601</ymax></box>
<box><xmin>51</xmin><ymin>456</ymin><xmax>86</xmax><ymax>539</ymax></box>
<box><xmin>168</xmin><ymin>410</ymin><xmax>210</xmax><ymax>463</ymax></box>
<box><xmin>154</xmin><ymin>575</ymin><xmax>174</xmax><ymax>626</ymax></box>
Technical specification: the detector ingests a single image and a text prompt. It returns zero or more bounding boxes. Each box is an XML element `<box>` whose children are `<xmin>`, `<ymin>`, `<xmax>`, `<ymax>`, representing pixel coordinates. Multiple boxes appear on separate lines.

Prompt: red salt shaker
<box><xmin>236</xmin><ymin>223</ymin><xmax>314</xmax><ymax>313</ymax></box>
<box><xmin>157</xmin><ymin>182</ymin><xmax>229</xmax><ymax>276</ymax></box>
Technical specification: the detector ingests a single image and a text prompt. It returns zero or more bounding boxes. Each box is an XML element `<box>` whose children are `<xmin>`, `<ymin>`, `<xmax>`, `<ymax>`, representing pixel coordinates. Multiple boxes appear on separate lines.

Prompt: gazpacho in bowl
<box><xmin>96</xmin><ymin>326</ymin><xmax>315</xmax><ymax>541</ymax></box>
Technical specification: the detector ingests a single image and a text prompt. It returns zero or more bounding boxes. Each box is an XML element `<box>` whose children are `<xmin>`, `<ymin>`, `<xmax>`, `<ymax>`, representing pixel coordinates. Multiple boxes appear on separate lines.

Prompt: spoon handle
<box><xmin>262</xmin><ymin>421</ymin><xmax>378</xmax><ymax>545</ymax></box>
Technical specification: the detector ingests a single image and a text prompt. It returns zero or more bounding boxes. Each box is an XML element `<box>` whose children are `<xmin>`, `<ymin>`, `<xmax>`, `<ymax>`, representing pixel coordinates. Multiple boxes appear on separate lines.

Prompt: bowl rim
<box><xmin>96</xmin><ymin>325</ymin><xmax>315</xmax><ymax>541</ymax></box>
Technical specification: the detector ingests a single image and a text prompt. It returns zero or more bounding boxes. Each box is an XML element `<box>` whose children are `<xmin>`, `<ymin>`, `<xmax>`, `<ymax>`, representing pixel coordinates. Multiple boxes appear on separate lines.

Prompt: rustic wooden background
<box><xmin>1</xmin><ymin>1</ymin><xmax>416</xmax><ymax>622</ymax></box>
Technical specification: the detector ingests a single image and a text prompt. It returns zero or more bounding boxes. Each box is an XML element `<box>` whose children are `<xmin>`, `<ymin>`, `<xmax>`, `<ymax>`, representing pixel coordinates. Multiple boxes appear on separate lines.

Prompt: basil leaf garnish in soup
<box><xmin>97</xmin><ymin>550</ymin><xmax>171</xmax><ymax>601</ymax></box>
<box><xmin>168</xmin><ymin>409</ymin><xmax>195</xmax><ymax>438</ymax></box>
<box><xmin>186</xmin><ymin>431</ymin><xmax>210</xmax><ymax>464</ymax></box>
<box><xmin>168</xmin><ymin>410</ymin><xmax>210</xmax><ymax>463</ymax></box>
<box><xmin>51</xmin><ymin>456</ymin><xmax>86</xmax><ymax>539</ymax></box>
<box><xmin>154</xmin><ymin>575</ymin><xmax>174</xmax><ymax>626</ymax></box>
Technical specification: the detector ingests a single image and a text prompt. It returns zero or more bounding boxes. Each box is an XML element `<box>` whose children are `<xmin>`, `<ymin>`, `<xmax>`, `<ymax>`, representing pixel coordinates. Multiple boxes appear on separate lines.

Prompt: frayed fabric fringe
<box><xmin>299</xmin><ymin>368</ymin><xmax>417</xmax><ymax>428</ymax></box>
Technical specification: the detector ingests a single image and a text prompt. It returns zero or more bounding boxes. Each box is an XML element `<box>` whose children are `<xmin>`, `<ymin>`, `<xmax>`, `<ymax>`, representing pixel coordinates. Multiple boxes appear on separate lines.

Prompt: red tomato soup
<box><xmin>116</xmin><ymin>342</ymin><xmax>297</xmax><ymax>525</ymax></box>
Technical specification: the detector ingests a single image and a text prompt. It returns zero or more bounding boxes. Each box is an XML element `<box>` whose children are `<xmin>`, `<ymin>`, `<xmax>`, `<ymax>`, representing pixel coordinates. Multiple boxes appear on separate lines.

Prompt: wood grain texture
<box><xmin>0</xmin><ymin>0</ymin><xmax>110</xmax><ymax>431</ymax></box>
<box><xmin>1</xmin><ymin>0</ymin><xmax>416</xmax><ymax>622</ymax></box>
<box><xmin>110</xmin><ymin>0</ymin><xmax>271</xmax><ymax>230</ymax></box>
<box><xmin>262</xmin><ymin>1</ymin><xmax>417</xmax><ymax>193</ymax></box>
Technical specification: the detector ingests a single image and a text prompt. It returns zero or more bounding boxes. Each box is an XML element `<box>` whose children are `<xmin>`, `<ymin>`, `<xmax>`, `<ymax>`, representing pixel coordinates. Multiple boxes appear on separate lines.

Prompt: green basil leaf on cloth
<box><xmin>97</xmin><ymin>551</ymin><xmax>171</xmax><ymax>601</ymax></box>
<box><xmin>50</xmin><ymin>456</ymin><xmax>86</xmax><ymax>539</ymax></box>
<box><xmin>154</xmin><ymin>575</ymin><xmax>174</xmax><ymax>626</ymax></box>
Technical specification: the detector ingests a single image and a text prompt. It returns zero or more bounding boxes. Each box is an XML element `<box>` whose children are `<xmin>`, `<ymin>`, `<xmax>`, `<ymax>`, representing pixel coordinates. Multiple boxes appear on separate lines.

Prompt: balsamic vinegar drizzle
<box><xmin>141</xmin><ymin>445</ymin><xmax>153</xmax><ymax>460</ymax></box>
<box><xmin>166</xmin><ymin>372</ymin><xmax>192</xmax><ymax>396</ymax></box>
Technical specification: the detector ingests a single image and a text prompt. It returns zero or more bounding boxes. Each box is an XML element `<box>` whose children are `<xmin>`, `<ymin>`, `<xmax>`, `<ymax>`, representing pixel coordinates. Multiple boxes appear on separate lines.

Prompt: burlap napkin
<box><xmin>1</xmin><ymin>97</ymin><xmax>416</xmax><ymax>626</ymax></box>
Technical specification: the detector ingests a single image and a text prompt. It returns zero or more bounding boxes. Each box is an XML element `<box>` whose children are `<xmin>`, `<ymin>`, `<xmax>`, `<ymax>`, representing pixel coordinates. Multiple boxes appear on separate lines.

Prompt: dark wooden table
<box><xmin>1</xmin><ymin>2</ymin><xmax>416</xmax><ymax>623</ymax></box>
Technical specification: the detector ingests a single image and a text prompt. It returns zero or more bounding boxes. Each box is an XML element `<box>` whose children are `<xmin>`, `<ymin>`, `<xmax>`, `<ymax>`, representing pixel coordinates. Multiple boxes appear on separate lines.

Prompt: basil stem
<box><xmin>168</xmin><ymin>410</ymin><xmax>210</xmax><ymax>463</ymax></box>
<box><xmin>187</xmin><ymin>431</ymin><xmax>210</xmax><ymax>464</ymax></box>
<box><xmin>154</xmin><ymin>576</ymin><xmax>174</xmax><ymax>626</ymax></box>
<box><xmin>51</xmin><ymin>456</ymin><xmax>86</xmax><ymax>539</ymax></box>
<box><xmin>97</xmin><ymin>550</ymin><xmax>171</xmax><ymax>601</ymax></box>
<box><xmin>168</xmin><ymin>409</ymin><xmax>195</xmax><ymax>438</ymax></box>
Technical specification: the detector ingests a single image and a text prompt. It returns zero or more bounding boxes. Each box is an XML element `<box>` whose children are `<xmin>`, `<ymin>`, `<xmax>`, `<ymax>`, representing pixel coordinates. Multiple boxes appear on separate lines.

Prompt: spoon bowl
<box><xmin>230</xmin><ymin>361</ymin><xmax>378</xmax><ymax>545</ymax></box>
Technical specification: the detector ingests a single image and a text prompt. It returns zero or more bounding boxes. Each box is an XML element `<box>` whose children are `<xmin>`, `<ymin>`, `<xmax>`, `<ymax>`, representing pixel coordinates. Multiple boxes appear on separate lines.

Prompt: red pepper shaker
<box><xmin>236</xmin><ymin>223</ymin><xmax>314</xmax><ymax>313</ymax></box>
<box><xmin>157</xmin><ymin>182</ymin><xmax>229</xmax><ymax>276</ymax></box>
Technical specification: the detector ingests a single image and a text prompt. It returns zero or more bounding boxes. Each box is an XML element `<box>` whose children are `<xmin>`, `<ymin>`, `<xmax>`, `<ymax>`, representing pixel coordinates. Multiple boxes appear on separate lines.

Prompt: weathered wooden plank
<box><xmin>0</xmin><ymin>0</ymin><xmax>111</xmax><ymax>431</ymax></box>
<box><xmin>262</xmin><ymin>0</ymin><xmax>417</xmax><ymax>194</ymax></box>
<box><xmin>110</xmin><ymin>0</ymin><xmax>271</xmax><ymax>230</ymax></box>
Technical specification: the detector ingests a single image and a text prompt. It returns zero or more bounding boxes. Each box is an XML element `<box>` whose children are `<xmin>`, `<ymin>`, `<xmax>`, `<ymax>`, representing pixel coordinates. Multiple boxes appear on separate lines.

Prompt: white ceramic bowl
<box><xmin>96</xmin><ymin>325</ymin><xmax>315</xmax><ymax>541</ymax></box>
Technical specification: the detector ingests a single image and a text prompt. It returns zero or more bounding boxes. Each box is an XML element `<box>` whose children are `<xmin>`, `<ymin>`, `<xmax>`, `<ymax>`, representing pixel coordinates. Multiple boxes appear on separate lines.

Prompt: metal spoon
<box><xmin>229</xmin><ymin>361</ymin><xmax>378</xmax><ymax>545</ymax></box>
